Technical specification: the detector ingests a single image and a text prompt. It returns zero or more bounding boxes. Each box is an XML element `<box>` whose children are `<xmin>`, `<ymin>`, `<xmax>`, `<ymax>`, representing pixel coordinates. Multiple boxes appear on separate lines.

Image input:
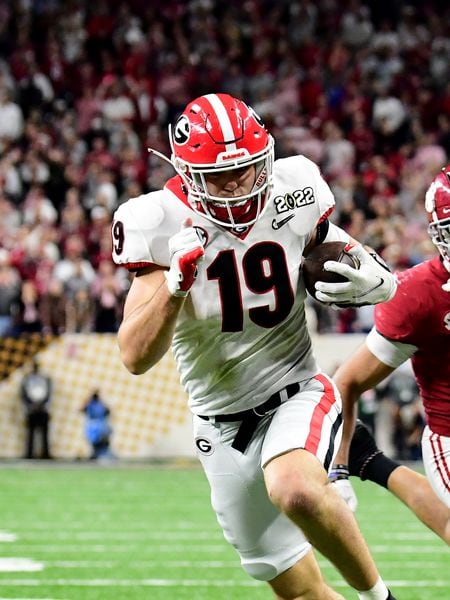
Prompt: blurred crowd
<box><xmin>0</xmin><ymin>0</ymin><xmax>449</xmax><ymax>336</ymax></box>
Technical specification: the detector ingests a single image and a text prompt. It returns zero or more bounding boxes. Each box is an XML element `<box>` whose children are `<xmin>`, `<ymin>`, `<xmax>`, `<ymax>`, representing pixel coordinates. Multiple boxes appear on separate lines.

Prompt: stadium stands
<box><xmin>0</xmin><ymin>0</ymin><xmax>448</xmax><ymax>339</ymax></box>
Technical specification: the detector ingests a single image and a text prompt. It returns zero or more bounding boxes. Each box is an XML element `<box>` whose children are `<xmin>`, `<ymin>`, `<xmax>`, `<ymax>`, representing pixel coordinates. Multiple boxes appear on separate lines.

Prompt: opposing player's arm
<box><xmin>333</xmin><ymin>342</ymin><xmax>395</xmax><ymax>465</ymax></box>
<box><xmin>333</xmin><ymin>344</ymin><xmax>450</xmax><ymax>545</ymax></box>
<box><xmin>118</xmin><ymin>265</ymin><xmax>185</xmax><ymax>374</ymax></box>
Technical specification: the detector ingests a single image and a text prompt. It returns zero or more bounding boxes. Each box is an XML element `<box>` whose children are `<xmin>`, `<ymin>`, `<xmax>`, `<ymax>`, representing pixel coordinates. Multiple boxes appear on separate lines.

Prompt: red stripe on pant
<box><xmin>305</xmin><ymin>374</ymin><xmax>337</xmax><ymax>455</ymax></box>
<box><xmin>430</xmin><ymin>432</ymin><xmax>450</xmax><ymax>493</ymax></box>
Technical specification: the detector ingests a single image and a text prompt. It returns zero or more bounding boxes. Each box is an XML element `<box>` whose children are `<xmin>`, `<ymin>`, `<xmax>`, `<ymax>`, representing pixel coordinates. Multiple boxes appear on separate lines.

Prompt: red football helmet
<box><xmin>425</xmin><ymin>165</ymin><xmax>450</xmax><ymax>274</ymax></box>
<box><xmin>169</xmin><ymin>93</ymin><xmax>274</xmax><ymax>228</ymax></box>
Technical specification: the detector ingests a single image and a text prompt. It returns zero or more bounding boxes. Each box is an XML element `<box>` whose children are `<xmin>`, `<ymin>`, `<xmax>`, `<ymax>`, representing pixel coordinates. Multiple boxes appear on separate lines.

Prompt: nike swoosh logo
<box><xmin>443</xmin><ymin>207</ymin><xmax>450</xmax><ymax>214</ymax></box>
<box><xmin>357</xmin><ymin>277</ymin><xmax>384</xmax><ymax>299</ymax></box>
<box><xmin>272</xmin><ymin>214</ymin><xmax>294</xmax><ymax>230</ymax></box>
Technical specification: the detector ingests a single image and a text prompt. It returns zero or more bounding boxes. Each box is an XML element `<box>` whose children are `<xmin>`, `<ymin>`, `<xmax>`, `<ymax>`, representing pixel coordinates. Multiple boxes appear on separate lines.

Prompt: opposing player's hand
<box><xmin>315</xmin><ymin>244</ymin><xmax>397</xmax><ymax>306</ymax></box>
<box><xmin>165</xmin><ymin>219</ymin><xmax>205</xmax><ymax>297</ymax></box>
<box><xmin>329</xmin><ymin>465</ymin><xmax>358</xmax><ymax>512</ymax></box>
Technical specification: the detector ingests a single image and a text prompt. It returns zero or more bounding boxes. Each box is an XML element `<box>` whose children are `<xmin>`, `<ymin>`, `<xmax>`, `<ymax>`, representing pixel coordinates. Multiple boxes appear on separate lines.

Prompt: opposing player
<box><xmin>331</xmin><ymin>419</ymin><xmax>450</xmax><ymax>545</ymax></box>
<box><xmin>332</xmin><ymin>165</ymin><xmax>450</xmax><ymax>544</ymax></box>
<box><xmin>112</xmin><ymin>93</ymin><xmax>397</xmax><ymax>599</ymax></box>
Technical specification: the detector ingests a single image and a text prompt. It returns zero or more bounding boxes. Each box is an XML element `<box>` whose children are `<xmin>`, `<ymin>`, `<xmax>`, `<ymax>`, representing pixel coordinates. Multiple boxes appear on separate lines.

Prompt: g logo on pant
<box><xmin>195</xmin><ymin>437</ymin><xmax>214</xmax><ymax>455</ymax></box>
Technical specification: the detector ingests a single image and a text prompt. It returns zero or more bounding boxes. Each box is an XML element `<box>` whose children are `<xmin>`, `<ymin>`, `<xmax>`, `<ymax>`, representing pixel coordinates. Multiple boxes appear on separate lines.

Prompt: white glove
<box><xmin>315</xmin><ymin>244</ymin><xmax>397</xmax><ymax>306</ymax></box>
<box><xmin>165</xmin><ymin>219</ymin><xmax>205</xmax><ymax>297</ymax></box>
<box><xmin>329</xmin><ymin>465</ymin><xmax>358</xmax><ymax>512</ymax></box>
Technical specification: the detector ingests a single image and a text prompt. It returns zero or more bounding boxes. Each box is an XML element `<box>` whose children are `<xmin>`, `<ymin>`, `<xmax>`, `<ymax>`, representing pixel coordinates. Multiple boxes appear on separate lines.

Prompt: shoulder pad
<box><xmin>112</xmin><ymin>192</ymin><xmax>164</xmax><ymax>269</ymax></box>
<box><xmin>271</xmin><ymin>156</ymin><xmax>335</xmax><ymax>237</ymax></box>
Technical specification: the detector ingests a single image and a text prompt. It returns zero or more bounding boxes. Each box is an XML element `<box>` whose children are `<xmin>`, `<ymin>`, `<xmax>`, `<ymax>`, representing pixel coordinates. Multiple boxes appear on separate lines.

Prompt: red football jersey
<box><xmin>374</xmin><ymin>257</ymin><xmax>450</xmax><ymax>436</ymax></box>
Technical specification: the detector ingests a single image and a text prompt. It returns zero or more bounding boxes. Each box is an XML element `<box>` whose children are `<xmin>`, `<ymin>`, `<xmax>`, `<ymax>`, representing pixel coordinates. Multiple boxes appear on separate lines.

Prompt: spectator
<box><xmin>65</xmin><ymin>269</ymin><xmax>94</xmax><ymax>333</ymax></box>
<box><xmin>81</xmin><ymin>389</ymin><xmax>113</xmax><ymax>460</ymax></box>
<box><xmin>372</xmin><ymin>83</ymin><xmax>410</xmax><ymax>153</ymax></box>
<box><xmin>0</xmin><ymin>87</ymin><xmax>23</xmax><ymax>145</ymax></box>
<box><xmin>91</xmin><ymin>260</ymin><xmax>126</xmax><ymax>333</ymax></box>
<box><xmin>0</xmin><ymin>151</ymin><xmax>23</xmax><ymax>201</ymax></box>
<box><xmin>340</xmin><ymin>1</ymin><xmax>373</xmax><ymax>49</ymax></box>
<box><xmin>11</xmin><ymin>279</ymin><xmax>42</xmax><ymax>336</ymax></box>
<box><xmin>40</xmin><ymin>278</ymin><xmax>66</xmax><ymax>335</ymax></box>
<box><xmin>53</xmin><ymin>234</ymin><xmax>96</xmax><ymax>288</ymax></box>
<box><xmin>22</xmin><ymin>184</ymin><xmax>57</xmax><ymax>226</ymax></box>
<box><xmin>322</xmin><ymin>120</ymin><xmax>355</xmax><ymax>179</ymax></box>
<box><xmin>0</xmin><ymin>248</ymin><xmax>21</xmax><ymax>336</ymax></box>
<box><xmin>21</xmin><ymin>358</ymin><xmax>52</xmax><ymax>459</ymax></box>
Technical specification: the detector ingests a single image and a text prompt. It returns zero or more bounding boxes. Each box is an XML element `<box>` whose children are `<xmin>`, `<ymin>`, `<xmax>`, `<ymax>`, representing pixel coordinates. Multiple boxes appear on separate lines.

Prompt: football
<box><xmin>302</xmin><ymin>241</ymin><xmax>360</xmax><ymax>305</ymax></box>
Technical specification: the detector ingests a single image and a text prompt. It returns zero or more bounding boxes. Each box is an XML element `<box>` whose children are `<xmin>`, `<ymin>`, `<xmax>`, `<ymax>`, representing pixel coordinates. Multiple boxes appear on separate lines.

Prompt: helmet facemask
<box><xmin>428</xmin><ymin>217</ymin><xmax>450</xmax><ymax>269</ymax></box>
<box><xmin>425</xmin><ymin>165</ymin><xmax>450</xmax><ymax>289</ymax></box>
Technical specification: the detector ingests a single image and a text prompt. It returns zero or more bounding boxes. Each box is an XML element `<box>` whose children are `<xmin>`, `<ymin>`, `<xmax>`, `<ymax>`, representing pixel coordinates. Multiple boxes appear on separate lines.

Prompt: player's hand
<box><xmin>315</xmin><ymin>244</ymin><xmax>397</xmax><ymax>306</ymax></box>
<box><xmin>329</xmin><ymin>464</ymin><xmax>358</xmax><ymax>512</ymax></box>
<box><xmin>165</xmin><ymin>219</ymin><xmax>205</xmax><ymax>297</ymax></box>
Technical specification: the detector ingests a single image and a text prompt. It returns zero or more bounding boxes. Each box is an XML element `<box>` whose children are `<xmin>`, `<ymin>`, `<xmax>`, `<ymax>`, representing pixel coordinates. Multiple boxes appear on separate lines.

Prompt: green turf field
<box><xmin>0</xmin><ymin>462</ymin><xmax>448</xmax><ymax>599</ymax></box>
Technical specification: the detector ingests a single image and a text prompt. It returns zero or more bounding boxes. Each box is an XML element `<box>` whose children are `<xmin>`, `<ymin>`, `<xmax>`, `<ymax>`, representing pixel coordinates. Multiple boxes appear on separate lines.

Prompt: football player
<box><xmin>332</xmin><ymin>165</ymin><xmax>450</xmax><ymax>545</ymax></box>
<box><xmin>113</xmin><ymin>94</ymin><xmax>397</xmax><ymax>600</ymax></box>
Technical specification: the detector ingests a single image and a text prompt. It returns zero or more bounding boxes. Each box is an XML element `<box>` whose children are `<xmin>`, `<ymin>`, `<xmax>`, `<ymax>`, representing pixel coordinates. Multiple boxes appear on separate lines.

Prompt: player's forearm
<box><xmin>334</xmin><ymin>382</ymin><xmax>360</xmax><ymax>464</ymax></box>
<box><xmin>118</xmin><ymin>280</ymin><xmax>184</xmax><ymax>374</ymax></box>
<box><xmin>333</xmin><ymin>344</ymin><xmax>393</xmax><ymax>463</ymax></box>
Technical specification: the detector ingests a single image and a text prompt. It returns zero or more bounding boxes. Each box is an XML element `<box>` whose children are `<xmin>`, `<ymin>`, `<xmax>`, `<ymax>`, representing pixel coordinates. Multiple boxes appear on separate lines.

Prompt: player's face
<box><xmin>204</xmin><ymin>165</ymin><xmax>256</xmax><ymax>198</ymax></box>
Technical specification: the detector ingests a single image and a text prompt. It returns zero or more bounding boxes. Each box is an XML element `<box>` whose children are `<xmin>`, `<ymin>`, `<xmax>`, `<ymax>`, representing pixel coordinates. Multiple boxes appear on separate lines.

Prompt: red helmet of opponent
<box><xmin>168</xmin><ymin>93</ymin><xmax>274</xmax><ymax>228</ymax></box>
<box><xmin>425</xmin><ymin>165</ymin><xmax>450</xmax><ymax>283</ymax></box>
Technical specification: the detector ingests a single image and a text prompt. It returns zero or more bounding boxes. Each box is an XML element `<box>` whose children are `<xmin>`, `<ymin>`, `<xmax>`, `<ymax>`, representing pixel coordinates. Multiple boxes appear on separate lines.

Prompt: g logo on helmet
<box><xmin>195</xmin><ymin>436</ymin><xmax>214</xmax><ymax>455</ymax></box>
<box><xmin>173</xmin><ymin>115</ymin><xmax>190</xmax><ymax>145</ymax></box>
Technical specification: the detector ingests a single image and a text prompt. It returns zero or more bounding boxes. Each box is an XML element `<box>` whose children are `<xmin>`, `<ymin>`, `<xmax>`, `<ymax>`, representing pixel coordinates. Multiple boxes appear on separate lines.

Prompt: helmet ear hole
<box><xmin>174</xmin><ymin>158</ymin><xmax>187</xmax><ymax>172</ymax></box>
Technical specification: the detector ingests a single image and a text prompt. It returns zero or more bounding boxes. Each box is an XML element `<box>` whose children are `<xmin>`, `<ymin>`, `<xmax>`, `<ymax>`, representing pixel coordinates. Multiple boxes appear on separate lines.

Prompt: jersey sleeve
<box><xmin>373</xmin><ymin>272</ymin><xmax>420</xmax><ymax>345</ymax></box>
<box><xmin>286</xmin><ymin>155</ymin><xmax>335</xmax><ymax>238</ymax></box>
<box><xmin>323</xmin><ymin>221</ymin><xmax>351</xmax><ymax>244</ymax></box>
<box><xmin>366</xmin><ymin>327</ymin><xmax>417</xmax><ymax>368</ymax></box>
<box><xmin>111</xmin><ymin>194</ymin><xmax>164</xmax><ymax>271</ymax></box>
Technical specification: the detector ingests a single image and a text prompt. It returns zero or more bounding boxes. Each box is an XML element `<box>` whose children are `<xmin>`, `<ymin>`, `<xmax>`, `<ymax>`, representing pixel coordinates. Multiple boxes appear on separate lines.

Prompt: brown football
<box><xmin>302</xmin><ymin>241</ymin><xmax>360</xmax><ymax>305</ymax></box>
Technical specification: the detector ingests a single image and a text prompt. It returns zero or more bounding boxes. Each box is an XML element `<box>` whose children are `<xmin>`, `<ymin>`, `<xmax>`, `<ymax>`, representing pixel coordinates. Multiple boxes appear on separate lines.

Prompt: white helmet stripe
<box><xmin>204</xmin><ymin>93</ymin><xmax>237</xmax><ymax>152</ymax></box>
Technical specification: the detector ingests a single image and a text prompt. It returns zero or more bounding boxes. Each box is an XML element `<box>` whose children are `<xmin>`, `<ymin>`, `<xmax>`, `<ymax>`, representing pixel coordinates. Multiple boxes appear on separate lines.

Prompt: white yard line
<box><xmin>374</xmin><ymin>532</ymin><xmax>440</xmax><ymax>540</ymax></box>
<box><xmin>13</xmin><ymin>532</ymin><xmax>222</xmax><ymax>540</ymax></box>
<box><xmin>46</xmin><ymin>560</ymin><xmax>239</xmax><ymax>568</ymax></box>
<box><xmin>0</xmin><ymin>579</ymin><xmax>264</xmax><ymax>587</ymax></box>
<box><xmin>0</xmin><ymin>559</ymin><xmax>43</xmax><ymax>572</ymax></box>
<box><xmin>4</xmin><ymin>542</ymin><xmax>444</xmax><ymax>554</ymax></box>
<box><xmin>370</xmin><ymin>545</ymin><xmax>445</xmax><ymax>553</ymax></box>
<box><xmin>0</xmin><ymin>544</ymin><xmax>227</xmax><ymax>553</ymax></box>
<box><xmin>0</xmin><ymin>578</ymin><xmax>448</xmax><ymax>588</ymax></box>
<box><xmin>8</xmin><ymin>531</ymin><xmax>441</xmax><ymax>544</ymax></box>
<box><xmin>0</xmin><ymin>533</ymin><xmax>17</xmax><ymax>542</ymax></box>
<box><xmin>43</xmin><ymin>559</ymin><xmax>444</xmax><ymax>569</ymax></box>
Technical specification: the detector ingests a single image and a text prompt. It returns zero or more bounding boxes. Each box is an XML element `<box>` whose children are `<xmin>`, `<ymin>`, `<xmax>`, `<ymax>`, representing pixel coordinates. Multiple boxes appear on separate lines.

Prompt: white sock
<box><xmin>357</xmin><ymin>576</ymin><xmax>389</xmax><ymax>600</ymax></box>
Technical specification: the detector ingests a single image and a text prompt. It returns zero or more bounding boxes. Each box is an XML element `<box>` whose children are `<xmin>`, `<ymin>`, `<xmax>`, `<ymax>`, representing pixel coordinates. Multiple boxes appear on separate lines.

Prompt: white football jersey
<box><xmin>112</xmin><ymin>155</ymin><xmax>335</xmax><ymax>414</ymax></box>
